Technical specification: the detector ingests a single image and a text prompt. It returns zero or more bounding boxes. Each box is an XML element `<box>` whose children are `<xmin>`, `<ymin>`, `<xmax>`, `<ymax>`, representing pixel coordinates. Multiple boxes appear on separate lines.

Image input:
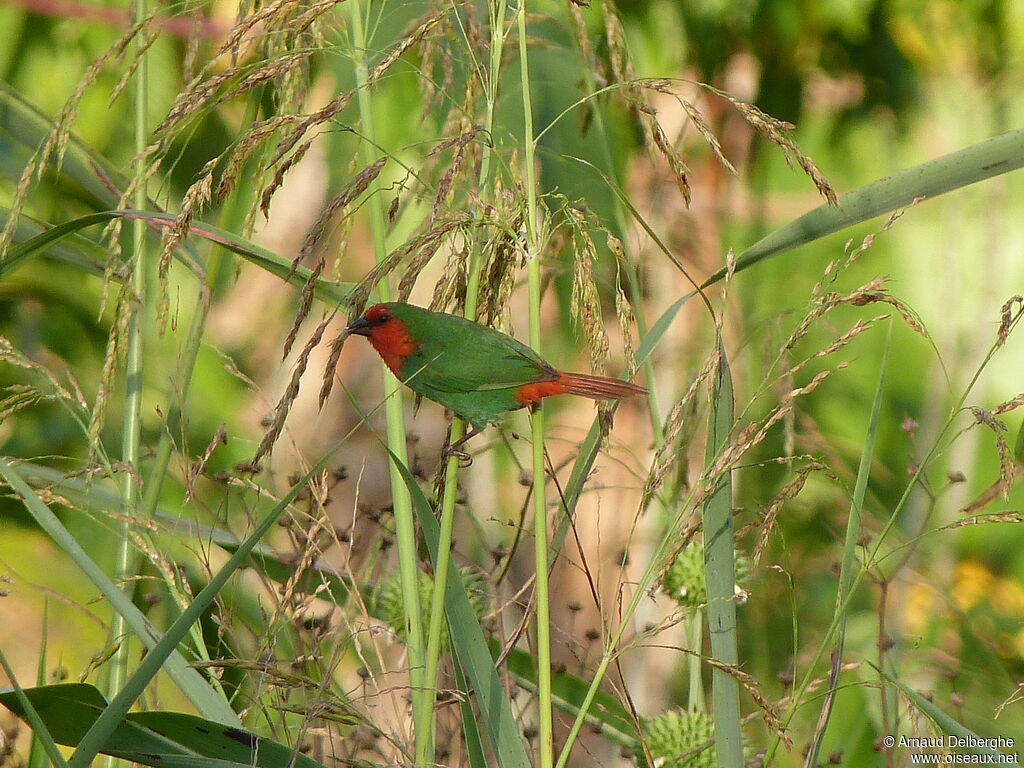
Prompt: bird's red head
<box><xmin>346</xmin><ymin>303</ymin><xmax>420</xmax><ymax>375</ymax></box>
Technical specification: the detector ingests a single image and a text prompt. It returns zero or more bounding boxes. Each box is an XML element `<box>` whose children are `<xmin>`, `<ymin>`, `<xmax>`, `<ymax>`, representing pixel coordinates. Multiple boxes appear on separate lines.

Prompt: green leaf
<box><xmin>1</xmin><ymin>210</ymin><xmax>358</xmax><ymax>306</ymax></box>
<box><xmin>704</xmin><ymin>128</ymin><xmax>1024</xmax><ymax>288</ymax></box>
<box><xmin>873</xmin><ymin>668</ymin><xmax>1021</xmax><ymax>767</ymax></box>
<box><xmin>0</xmin><ymin>684</ymin><xmax>327</xmax><ymax>768</ymax></box>
<box><xmin>0</xmin><ymin>80</ymin><xmax>133</xmax><ymax>208</ymax></box>
<box><xmin>10</xmin><ymin>462</ymin><xmax>353</xmax><ymax>605</ymax></box>
<box><xmin>0</xmin><ymin>208</ymin><xmax>109</xmax><ymax>277</ymax></box>
<box><xmin>702</xmin><ymin>344</ymin><xmax>742</xmax><ymax>768</ymax></box>
<box><xmin>636</xmin><ymin>292</ymin><xmax>695</xmax><ymax>369</ymax></box>
<box><xmin>62</xmin><ymin>446</ymin><xmax>341</xmax><ymax>768</ymax></box>
<box><xmin>383</xmin><ymin>448</ymin><xmax>533</xmax><ymax>768</ymax></box>
<box><xmin>805</xmin><ymin>323</ymin><xmax>889</xmax><ymax>767</ymax></box>
<box><xmin>0</xmin><ymin>458</ymin><xmax>240</xmax><ymax>727</ymax></box>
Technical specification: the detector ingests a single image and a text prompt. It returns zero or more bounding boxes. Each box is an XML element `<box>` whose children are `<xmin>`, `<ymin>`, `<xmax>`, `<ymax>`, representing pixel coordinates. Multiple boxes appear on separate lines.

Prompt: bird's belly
<box><xmin>414</xmin><ymin>385</ymin><xmax>524</xmax><ymax>430</ymax></box>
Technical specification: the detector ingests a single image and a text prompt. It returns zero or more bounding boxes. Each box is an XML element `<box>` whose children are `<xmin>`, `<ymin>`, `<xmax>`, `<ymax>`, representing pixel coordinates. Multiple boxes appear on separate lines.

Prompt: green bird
<box><xmin>346</xmin><ymin>302</ymin><xmax>646</xmax><ymax>453</ymax></box>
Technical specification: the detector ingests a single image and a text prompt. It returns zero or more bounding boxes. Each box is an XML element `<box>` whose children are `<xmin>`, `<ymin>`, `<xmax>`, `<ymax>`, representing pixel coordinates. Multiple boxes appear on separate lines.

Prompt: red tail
<box><xmin>557</xmin><ymin>372</ymin><xmax>647</xmax><ymax>401</ymax></box>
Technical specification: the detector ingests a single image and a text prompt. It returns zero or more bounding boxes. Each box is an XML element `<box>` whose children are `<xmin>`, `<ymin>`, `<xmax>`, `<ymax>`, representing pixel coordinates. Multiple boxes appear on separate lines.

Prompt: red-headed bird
<box><xmin>346</xmin><ymin>302</ymin><xmax>646</xmax><ymax>453</ymax></box>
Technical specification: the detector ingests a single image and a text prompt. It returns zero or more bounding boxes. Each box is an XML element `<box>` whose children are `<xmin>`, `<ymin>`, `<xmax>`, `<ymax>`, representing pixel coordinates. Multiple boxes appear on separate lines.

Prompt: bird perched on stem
<box><xmin>345</xmin><ymin>302</ymin><xmax>646</xmax><ymax>458</ymax></box>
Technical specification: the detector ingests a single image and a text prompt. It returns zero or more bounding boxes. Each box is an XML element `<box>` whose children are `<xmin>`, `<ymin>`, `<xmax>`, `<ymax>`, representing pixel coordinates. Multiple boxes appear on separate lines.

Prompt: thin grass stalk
<box><xmin>559</xmin><ymin>11</ymin><xmax>663</xmax><ymax>442</ymax></box>
<box><xmin>27</xmin><ymin>601</ymin><xmax>51</xmax><ymax>768</ymax></box>
<box><xmin>802</xmin><ymin>322</ymin><xmax>889</xmax><ymax>768</ymax></box>
<box><xmin>515</xmin><ymin>5</ymin><xmax>553</xmax><ymax>766</ymax></box>
<box><xmin>136</xmin><ymin>283</ymin><xmax>230</xmax><ymax>702</ymax></box>
<box><xmin>386</xmin><ymin>448</ymin><xmax>533</xmax><ymax>768</ymax></box>
<box><xmin>686</xmin><ymin>611</ymin><xmax>704</xmax><ymax>710</ymax></box>
<box><xmin>105</xmin><ymin>0</ymin><xmax>151</xmax><ymax>743</ymax></box>
<box><xmin>765</xmin><ymin>312</ymin><xmax>1016</xmax><ymax>763</ymax></box>
<box><xmin>0</xmin><ymin>649</ymin><xmax>68</xmax><ymax>768</ymax></box>
<box><xmin>423</xmin><ymin>1</ymin><xmax>513</xmax><ymax>758</ymax></box>
<box><xmin>561</xmin><ymin>6</ymin><xmax>710</xmax><ymax>704</ymax></box>
<box><xmin>422</xmin><ymin>444</ymin><xmax>463</xmax><ymax>764</ymax></box>
<box><xmin>462</xmin><ymin>0</ymin><xmax>509</xmax><ymax>307</ymax></box>
<box><xmin>702</xmin><ymin>345</ymin><xmax>742</xmax><ymax>767</ymax></box>
<box><xmin>0</xmin><ymin>460</ymin><xmax>239</xmax><ymax>723</ymax></box>
<box><xmin>553</xmin><ymin>494</ymin><xmax>689</xmax><ymax>768</ymax></box>
<box><xmin>137</xmin><ymin>287</ymin><xmax>209</xmax><ymax>518</ymax></box>
<box><xmin>64</xmin><ymin>438</ymin><xmax>347</xmax><ymax>768</ymax></box>
<box><xmin>346</xmin><ymin>1</ymin><xmax>430</xmax><ymax>762</ymax></box>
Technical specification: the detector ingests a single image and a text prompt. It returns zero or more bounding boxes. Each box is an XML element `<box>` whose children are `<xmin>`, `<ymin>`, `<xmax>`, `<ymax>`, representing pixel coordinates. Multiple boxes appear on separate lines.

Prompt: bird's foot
<box><xmin>441</xmin><ymin>425</ymin><xmax>483</xmax><ymax>467</ymax></box>
<box><xmin>442</xmin><ymin>444</ymin><xmax>474</xmax><ymax>467</ymax></box>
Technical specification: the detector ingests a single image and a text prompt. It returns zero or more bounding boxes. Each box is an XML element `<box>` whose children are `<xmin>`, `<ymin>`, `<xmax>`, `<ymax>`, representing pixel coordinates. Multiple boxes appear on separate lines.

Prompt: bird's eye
<box><xmin>376</xmin><ymin>312</ymin><xmax>391</xmax><ymax>323</ymax></box>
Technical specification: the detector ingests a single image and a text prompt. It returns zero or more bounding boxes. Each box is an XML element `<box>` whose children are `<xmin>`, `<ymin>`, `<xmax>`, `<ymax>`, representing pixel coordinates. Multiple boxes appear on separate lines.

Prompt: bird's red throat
<box><xmin>367</xmin><ymin>320</ymin><xmax>421</xmax><ymax>376</ymax></box>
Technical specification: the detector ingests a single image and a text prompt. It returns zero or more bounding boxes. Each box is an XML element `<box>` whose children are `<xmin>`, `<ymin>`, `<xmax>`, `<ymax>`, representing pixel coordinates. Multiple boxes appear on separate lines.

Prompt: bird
<box><xmin>345</xmin><ymin>302</ymin><xmax>646</xmax><ymax>457</ymax></box>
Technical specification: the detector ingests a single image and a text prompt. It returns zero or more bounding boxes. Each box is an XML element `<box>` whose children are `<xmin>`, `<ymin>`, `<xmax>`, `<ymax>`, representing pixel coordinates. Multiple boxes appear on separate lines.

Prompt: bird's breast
<box><xmin>368</xmin><ymin>326</ymin><xmax>421</xmax><ymax>377</ymax></box>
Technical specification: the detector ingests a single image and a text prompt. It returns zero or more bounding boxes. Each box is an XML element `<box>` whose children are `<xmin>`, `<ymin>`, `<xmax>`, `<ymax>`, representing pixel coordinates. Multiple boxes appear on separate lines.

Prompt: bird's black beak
<box><xmin>345</xmin><ymin>315</ymin><xmax>372</xmax><ymax>337</ymax></box>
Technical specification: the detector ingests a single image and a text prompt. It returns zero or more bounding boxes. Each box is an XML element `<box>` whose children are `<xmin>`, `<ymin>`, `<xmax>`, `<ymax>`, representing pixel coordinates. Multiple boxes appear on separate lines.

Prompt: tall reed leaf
<box><xmin>703</xmin><ymin>343</ymin><xmax>742</xmax><ymax>767</ymax></box>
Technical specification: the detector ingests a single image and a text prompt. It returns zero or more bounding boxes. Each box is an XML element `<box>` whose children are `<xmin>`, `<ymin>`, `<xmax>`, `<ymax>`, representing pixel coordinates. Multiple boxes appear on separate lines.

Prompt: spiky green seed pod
<box><xmin>662</xmin><ymin>541</ymin><xmax>750</xmax><ymax>609</ymax></box>
<box><xmin>640</xmin><ymin>709</ymin><xmax>716</xmax><ymax>768</ymax></box>
<box><xmin>373</xmin><ymin>567</ymin><xmax>490</xmax><ymax>644</ymax></box>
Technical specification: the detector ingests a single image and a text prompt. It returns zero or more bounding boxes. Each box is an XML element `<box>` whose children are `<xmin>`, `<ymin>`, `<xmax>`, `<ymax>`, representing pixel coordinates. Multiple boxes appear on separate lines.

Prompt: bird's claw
<box><xmin>442</xmin><ymin>444</ymin><xmax>473</xmax><ymax>467</ymax></box>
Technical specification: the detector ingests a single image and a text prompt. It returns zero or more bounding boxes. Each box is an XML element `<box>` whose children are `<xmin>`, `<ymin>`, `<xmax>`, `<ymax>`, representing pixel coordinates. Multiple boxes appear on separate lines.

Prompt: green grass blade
<box><xmin>0</xmin><ymin>683</ymin><xmax>328</xmax><ymax>768</ymax></box>
<box><xmin>10</xmin><ymin>462</ymin><xmax>355</xmax><ymax>605</ymax></box>
<box><xmin>452</xmin><ymin>659</ymin><xmax>488</xmax><ymax>768</ymax></box>
<box><xmin>872</xmin><ymin>667</ymin><xmax>1020</xmax><ymax>766</ymax></box>
<box><xmin>0</xmin><ymin>458</ymin><xmax>239</xmax><ymax>726</ymax></box>
<box><xmin>2</xmin><ymin>210</ymin><xmax>358</xmax><ymax>305</ymax></box>
<box><xmin>384</xmin><ymin>448</ymin><xmax>532</xmax><ymax>768</ymax></box>
<box><xmin>0</xmin><ymin>209</ymin><xmax>109</xmax><ymax>276</ymax></box>
<box><xmin>703</xmin><ymin>128</ymin><xmax>1024</xmax><ymax>288</ymax></box>
<box><xmin>64</xmin><ymin>443</ymin><xmax>343</xmax><ymax>768</ymax></box>
<box><xmin>635</xmin><ymin>293</ymin><xmax>696</xmax><ymax>368</ymax></box>
<box><xmin>27</xmin><ymin>600</ymin><xmax>51</xmax><ymax>768</ymax></box>
<box><xmin>804</xmin><ymin>322</ymin><xmax>889</xmax><ymax>767</ymax></box>
<box><xmin>702</xmin><ymin>343</ymin><xmax>742</xmax><ymax>767</ymax></box>
<box><xmin>0</xmin><ymin>650</ymin><xmax>69</xmax><ymax>768</ymax></box>
<box><xmin>0</xmin><ymin>79</ymin><xmax>131</xmax><ymax>208</ymax></box>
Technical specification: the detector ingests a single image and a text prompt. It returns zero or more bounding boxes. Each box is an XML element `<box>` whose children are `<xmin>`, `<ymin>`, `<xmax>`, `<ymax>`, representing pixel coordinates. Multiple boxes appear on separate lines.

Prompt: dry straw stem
<box><xmin>641</xmin><ymin>78</ymin><xmax>739</xmax><ymax>174</ymax></box>
<box><xmin>0</xmin><ymin>338</ymin><xmax>79</xmax><ymax>407</ymax></box>
<box><xmin>607</xmin><ymin>234</ymin><xmax>639</xmax><ymax>374</ymax></box>
<box><xmin>706</xmin><ymin>368</ymin><xmax>833</xmax><ymax>483</ymax></box>
<box><xmin>346</xmin><ymin>212</ymin><xmax>474</xmax><ymax>309</ymax></box>
<box><xmin>86</xmin><ymin>282</ymin><xmax>134</xmax><ymax>465</ymax></box>
<box><xmin>0</xmin><ymin>0</ymin><xmax>166</xmax><ymax>257</ymax></box>
<box><xmin>184</xmin><ymin>424</ymin><xmax>229</xmax><ymax>502</ymax></box>
<box><xmin>156</xmin><ymin>52</ymin><xmax>310</xmax><ymax>137</ymax></box>
<box><xmin>784</xmin><ymin>278</ymin><xmax>928</xmax><ymax>358</ymax></box>
<box><xmin>566</xmin><ymin>207</ymin><xmax>611</xmax><ymax>376</ymax></box>
<box><xmin>640</xmin><ymin>347</ymin><xmax>722</xmax><ymax>507</ymax></box>
<box><xmin>751</xmin><ymin>460</ymin><xmax>829</xmax><ymax>565</ymax></box>
<box><xmin>251</xmin><ymin>312</ymin><xmax>334</xmax><ymax>468</ymax></box>
<box><xmin>996</xmin><ymin>295</ymin><xmax>1023</xmax><ymax>347</ymax></box>
<box><xmin>277</xmin><ymin>156</ymin><xmax>387</xmax><ymax>359</ymax></box>
<box><xmin>267</xmin><ymin>13</ymin><xmax>443</xmax><ymax>170</ymax></box>
<box><xmin>428</xmin><ymin>126</ymin><xmax>485</xmax><ymax>227</ymax></box>
<box><xmin>259</xmin><ymin>139</ymin><xmax>315</xmax><ymax>218</ymax></box>
<box><xmin>282</xmin><ymin>259</ymin><xmax>324</xmax><ymax>362</ymax></box>
<box><xmin>298</xmin><ymin>156</ymin><xmax>388</xmax><ymax>261</ymax></box>
<box><xmin>428</xmin><ymin>243</ymin><xmax>470</xmax><ymax>314</ymax></box>
<box><xmin>702</xmin><ymin>657</ymin><xmax>789</xmax><ymax>746</ymax></box>
<box><xmin>714</xmin><ymin>89</ymin><xmax>837</xmax><ymax>206</ymax></box>
<box><xmin>216</xmin><ymin>116</ymin><xmax>303</xmax><ymax>198</ymax></box>
<box><xmin>475</xmin><ymin>213</ymin><xmax>525</xmax><ymax>327</ymax></box>
<box><xmin>157</xmin><ymin>157</ymin><xmax>217</xmax><ymax>278</ymax></box>
<box><xmin>968</xmin><ymin>406</ymin><xmax>1016</xmax><ymax>501</ymax></box>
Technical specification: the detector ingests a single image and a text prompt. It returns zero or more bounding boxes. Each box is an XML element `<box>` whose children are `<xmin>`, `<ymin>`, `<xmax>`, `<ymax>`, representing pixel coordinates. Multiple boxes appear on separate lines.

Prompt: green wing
<box><xmin>400</xmin><ymin>321</ymin><xmax>554</xmax><ymax>395</ymax></box>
